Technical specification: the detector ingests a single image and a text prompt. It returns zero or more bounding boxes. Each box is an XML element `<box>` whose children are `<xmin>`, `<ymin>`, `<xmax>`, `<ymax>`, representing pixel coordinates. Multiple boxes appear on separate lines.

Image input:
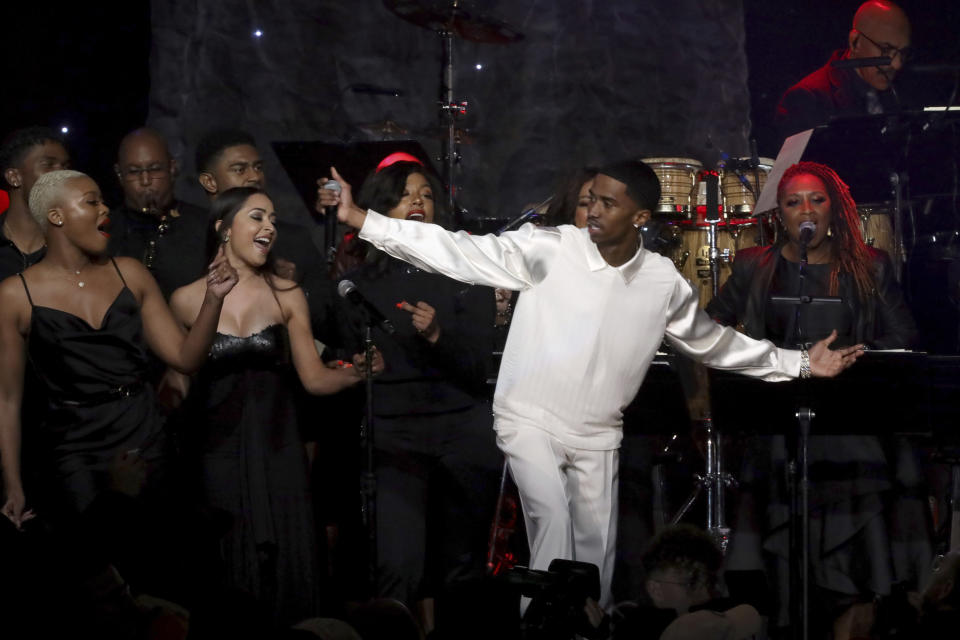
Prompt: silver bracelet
<box><xmin>799</xmin><ymin>349</ymin><xmax>811</xmax><ymax>379</ymax></box>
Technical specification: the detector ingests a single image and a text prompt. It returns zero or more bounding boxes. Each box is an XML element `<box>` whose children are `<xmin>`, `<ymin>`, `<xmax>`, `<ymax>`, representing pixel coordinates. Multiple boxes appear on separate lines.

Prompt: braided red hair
<box><xmin>777</xmin><ymin>162</ymin><xmax>875</xmax><ymax>300</ymax></box>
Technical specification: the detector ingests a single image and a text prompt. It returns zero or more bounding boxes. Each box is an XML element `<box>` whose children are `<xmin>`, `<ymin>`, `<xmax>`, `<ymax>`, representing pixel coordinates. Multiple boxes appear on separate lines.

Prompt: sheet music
<box><xmin>755</xmin><ymin>128</ymin><xmax>814</xmax><ymax>214</ymax></box>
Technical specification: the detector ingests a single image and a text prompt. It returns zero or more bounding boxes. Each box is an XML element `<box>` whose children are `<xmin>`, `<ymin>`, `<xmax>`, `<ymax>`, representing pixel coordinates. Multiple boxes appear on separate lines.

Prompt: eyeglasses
<box><xmin>119</xmin><ymin>165</ymin><xmax>170</xmax><ymax>182</ymax></box>
<box><xmin>855</xmin><ymin>30</ymin><xmax>911</xmax><ymax>64</ymax></box>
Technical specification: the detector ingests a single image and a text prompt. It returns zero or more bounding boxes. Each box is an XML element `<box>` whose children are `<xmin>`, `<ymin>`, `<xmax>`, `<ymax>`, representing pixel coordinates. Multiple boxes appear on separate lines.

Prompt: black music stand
<box><xmin>709</xmin><ymin>351</ymin><xmax>931</xmax><ymax>640</ymax></box>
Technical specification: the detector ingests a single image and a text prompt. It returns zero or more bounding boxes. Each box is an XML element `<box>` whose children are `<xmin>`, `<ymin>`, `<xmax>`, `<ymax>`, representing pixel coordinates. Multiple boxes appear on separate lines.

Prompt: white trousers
<box><xmin>497</xmin><ymin>425</ymin><xmax>619</xmax><ymax>609</ymax></box>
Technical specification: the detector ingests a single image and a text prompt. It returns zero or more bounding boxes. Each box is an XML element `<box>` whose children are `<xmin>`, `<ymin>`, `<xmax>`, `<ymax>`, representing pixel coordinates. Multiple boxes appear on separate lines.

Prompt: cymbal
<box><xmin>383</xmin><ymin>0</ymin><xmax>523</xmax><ymax>44</ymax></box>
<box><xmin>354</xmin><ymin>119</ymin><xmax>411</xmax><ymax>138</ymax></box>
<box><xmin>416</xmin><ymin>126</ymin><xmax>479</xmax><ymax>145</ymax></box>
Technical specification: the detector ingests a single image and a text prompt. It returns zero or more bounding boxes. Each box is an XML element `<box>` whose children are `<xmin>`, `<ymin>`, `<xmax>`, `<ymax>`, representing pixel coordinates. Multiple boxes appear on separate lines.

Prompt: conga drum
<box><xmin>677</xmin><ymin>219</ymin><xmax>759</xmax><ymax>308</ymax></box>
<box><xmin>641</xmin><ymin>157</ymin><xmax>702</xmax><ymax>219</ymax></box>
<box><xmin>857</xmin><ymin>204</ymin><xmax>895</xmax><ymax>257</ymax></box>
<box><xmin>719</xmin><ymin>157</ymin><xmax>774</xmax><ymax>215</ymax></box>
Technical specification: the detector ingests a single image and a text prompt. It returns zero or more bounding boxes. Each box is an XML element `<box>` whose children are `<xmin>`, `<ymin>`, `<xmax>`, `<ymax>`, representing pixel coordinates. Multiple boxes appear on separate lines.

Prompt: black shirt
<box><xmin>0</xmin><ymin>219</ymin><xmax>46</xmax><ymax>283</ymax></box>
<box><xmin>107</xmin><ymin>201</ymin><xmax>209</xmax><ymax>299</ymax></box>
<box><xmin>336</xmin><ymin>256</ymin><xmax>495</xmax><ymax>416</ymax></box>
<box><xmin>765</xmin><ymin>260</ymin><xmax>854</xmax><ymax>349</ymax></box>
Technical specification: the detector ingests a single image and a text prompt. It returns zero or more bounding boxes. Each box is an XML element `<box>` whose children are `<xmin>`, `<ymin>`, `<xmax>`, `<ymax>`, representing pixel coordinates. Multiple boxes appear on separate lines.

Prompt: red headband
<box><xmin>376</xmin><ymin>152</ymin><xmax>424</xmax><ymax>172</ymax></box>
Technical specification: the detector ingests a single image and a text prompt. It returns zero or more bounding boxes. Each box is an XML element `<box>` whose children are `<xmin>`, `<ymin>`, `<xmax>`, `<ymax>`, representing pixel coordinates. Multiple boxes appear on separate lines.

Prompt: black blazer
<box><xmin>706</xmin><ymin>244</ymin><xmax>917</xmax><ymax>349</ymax></box>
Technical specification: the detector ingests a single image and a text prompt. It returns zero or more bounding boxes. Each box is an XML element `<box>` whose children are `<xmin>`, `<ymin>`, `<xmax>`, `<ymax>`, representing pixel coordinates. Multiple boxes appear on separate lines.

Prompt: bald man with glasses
<box><xmin>775</xmin><ymin>1</ymin><xmax>911</xmax><ymax>140</ymax></box>
<box><xmin>109</xmin><ymin>127</ymin><xmax>208</xmax><ymax>299</ymax></box>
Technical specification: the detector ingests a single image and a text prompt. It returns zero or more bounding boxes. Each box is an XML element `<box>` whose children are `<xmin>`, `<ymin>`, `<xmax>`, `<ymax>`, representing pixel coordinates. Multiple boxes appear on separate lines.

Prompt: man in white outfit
<box><xmin>319</xmin><ymin>160</ymin><xmax>862</xmax><ymax>610</ymax></box>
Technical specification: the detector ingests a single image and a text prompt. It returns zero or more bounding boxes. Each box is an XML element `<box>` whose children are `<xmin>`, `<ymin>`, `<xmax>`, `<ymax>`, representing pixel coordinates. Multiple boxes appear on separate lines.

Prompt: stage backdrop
<box><xmin>147</xmin><ymin>0</ymin><xmax>751</xmax><ymax>225</ymax></box>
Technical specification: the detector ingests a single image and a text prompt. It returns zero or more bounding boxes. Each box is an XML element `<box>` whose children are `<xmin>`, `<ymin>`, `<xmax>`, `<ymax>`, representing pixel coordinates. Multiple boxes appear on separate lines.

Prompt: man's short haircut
<box><xmin>598</xmin><ymin>160</ymin><xmax>661</xmax><ymax>212</ymax></box>
<box><xmin>642</xmin><ymin>524</ymin><xmax>723</xmax><ymax>591</ymax></box>
<box><xmin>28</xmin><ymin>169</ymin><xmax>88</xmax><ymax>230</ymax></box>
<box><xmin>194</xmin><ymin>128</ymin><xmax>257</xmax><ymax>174</ymax></box>
<box><xmin>0</xmin><ymin>126</ymin><xmax>65</xmax><ymax>176</ymax></box>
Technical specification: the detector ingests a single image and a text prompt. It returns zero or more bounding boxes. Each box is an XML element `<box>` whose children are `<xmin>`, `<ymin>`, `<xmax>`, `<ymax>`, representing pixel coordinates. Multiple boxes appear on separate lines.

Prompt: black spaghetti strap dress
<box><xmin>19</xmin><ymin>259</ymin><xmax>164</xmax><ymax>518</ymax></box>
<box><xmin>183</xmin><ymin>323</ymin><xmax>321</xmax><ymax>625</ymax></box>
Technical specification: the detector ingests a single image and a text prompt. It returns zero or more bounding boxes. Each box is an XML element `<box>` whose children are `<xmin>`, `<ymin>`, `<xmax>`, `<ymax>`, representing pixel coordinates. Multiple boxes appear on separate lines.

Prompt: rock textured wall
<box><xmin>148</xmin><ymin>0</ymin><xmax>750</xmax><ymax>224</ymax></box>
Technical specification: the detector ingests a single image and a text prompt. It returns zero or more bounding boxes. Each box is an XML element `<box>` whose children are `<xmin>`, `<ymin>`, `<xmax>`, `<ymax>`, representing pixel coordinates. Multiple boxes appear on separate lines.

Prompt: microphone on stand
<box><xmin>496</xmin><ymin>195</ymin><xmax>554</xmax><ymax>234</ymax></box>
<box><xmin>799</xmin><ymin>221</ymin><xmax>817</xmax><ymax>247</ymax></box>
<box><xmin>749</xmin><ymin>138</ymin><xmax>760</xmax><ymax>169</ymax></box>
<box><xmin>496</xmin><ymin>206</ymin><xmax>540</xmax><ymax>234</ymax></box>
<box><xmin>338</xmin><ymin>279</ymin><xmax>396</xmax><ymax>335</ymax></box>
<box><xmin>830</xmin><ymin>56</ymin><xmax>892</xmax><ymax>69</ymax></box>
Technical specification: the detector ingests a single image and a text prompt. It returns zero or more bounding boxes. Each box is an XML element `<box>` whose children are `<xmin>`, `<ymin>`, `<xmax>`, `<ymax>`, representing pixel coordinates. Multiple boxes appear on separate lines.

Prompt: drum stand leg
<box><xmin>669</xmin><ymin>417</ymin><xmax>736</xmax><ymax>551</ymax></box>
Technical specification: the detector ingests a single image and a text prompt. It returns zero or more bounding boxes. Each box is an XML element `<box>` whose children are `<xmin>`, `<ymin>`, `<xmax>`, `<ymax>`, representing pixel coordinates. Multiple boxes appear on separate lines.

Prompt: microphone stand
<box><xmin>325</xmin><ymin>208</ymin><xmax>339</xmax><ymax>268</ymax></box>
<box><xmin>359</xmin><ymin>323</ymin><xmax>378</xmax><ymax>592</ymax></box>
<box><xmin>770</xmin><ymin>244</ymin><xmax>841</xmax><ymax>640</ymax></box>
<box><xmin>496</xmin><ymin>195</ymin><xmax>553</xmax><ymax>234</ymax></box>
<box><xmin>704</xmin><ymin>171</ymin><xmax>722</xmax><ymax>300</ymax></box>
<box><xmin>795</xmin><ymin>241</ymin><xmax>809</xmax><ymax>347</ymax></box>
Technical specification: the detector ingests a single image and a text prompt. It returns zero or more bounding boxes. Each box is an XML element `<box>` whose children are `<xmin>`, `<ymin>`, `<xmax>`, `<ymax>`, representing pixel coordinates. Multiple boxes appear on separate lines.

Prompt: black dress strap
<box><xmin>109</xmin><ymin>257</ymin><xmax>128</xmax><ymax>287</ymax></box>
<box><xmin>18</xmin><ymin>273</ymin><xmax>35</xmax><ymax>307</ymax></box>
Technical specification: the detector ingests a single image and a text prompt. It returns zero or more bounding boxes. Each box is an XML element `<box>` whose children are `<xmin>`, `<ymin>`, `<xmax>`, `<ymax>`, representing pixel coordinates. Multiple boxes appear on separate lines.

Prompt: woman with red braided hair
<box><xmin>707</xmin><ymin>161</ymin><xmax>929</xmax><ymax>636</ymax></box>
<box><xmin>707</xmin><ymin>160</ymin><xmax>915</xmax><ymax>349</ymax></box>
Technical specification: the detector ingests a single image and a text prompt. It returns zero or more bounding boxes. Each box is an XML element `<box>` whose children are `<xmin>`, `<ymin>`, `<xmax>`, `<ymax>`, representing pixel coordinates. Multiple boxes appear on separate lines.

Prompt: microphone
<box><xmin>497</xmin><ymin>206</ymin><xmax>541</xmax><ymax>234</ymax></box>
<box><xmin>831</xmin><ymin>56</ymin><xmax>892</xmax><ymax>69</ymax></box>
<box><xmin>497</xmin><ymin>195</ymin><xmax>554</xmax><ymax>234</ymax></box>
<box><xmin>350</xmin><ymin>83</ymin><xmax>405</xmax><ymax>97</ymax></box>
<box><xmin>338</xmin><ymin>279</ymin><xmax>396</xmax><ymax>335</ymax></box>
<box><xmin>799</xmin><ymin>221</ymin><xmax>817</xmax><ymax>246</ymax></box>
<box><xmin>322</xmin><ymin>180</ymin><xmax>341</xmax><ymax>263</ymax></box>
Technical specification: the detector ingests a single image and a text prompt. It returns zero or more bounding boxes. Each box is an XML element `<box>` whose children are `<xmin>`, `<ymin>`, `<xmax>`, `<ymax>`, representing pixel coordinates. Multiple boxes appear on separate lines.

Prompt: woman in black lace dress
<box><xmin>170</xmin><ymin>187</ymin><xmax>381</xmax><ymax>625</ymax></box>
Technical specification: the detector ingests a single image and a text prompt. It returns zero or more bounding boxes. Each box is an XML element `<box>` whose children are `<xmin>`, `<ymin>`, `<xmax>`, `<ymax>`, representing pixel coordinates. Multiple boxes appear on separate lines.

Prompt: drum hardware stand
<box><xmin>666</xmin><ymin>417</ymin><xmax>737</xmax><ymax>551</ymax></box>
<box><xmin>890</xmin><ymin>170</ymin><xmax>907</xmax><ymax>282</ymax></box>
<box><xmin>704</xmin><ymin>171</ymin><xmax>724</xmax><ymax>300</ymax></box>
<box><xmin>438</xmin><ymin>24</ymin><xmax>468</xmax><ymax>225</ymax></box>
